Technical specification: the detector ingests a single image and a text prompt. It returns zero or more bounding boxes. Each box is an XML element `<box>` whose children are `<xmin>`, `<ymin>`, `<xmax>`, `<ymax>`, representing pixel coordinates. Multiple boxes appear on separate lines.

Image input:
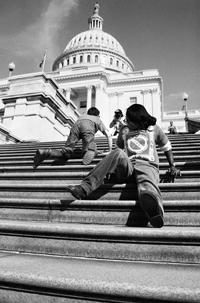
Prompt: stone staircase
<box><xmin>0</xmin><ymin>133</ymin><xmax>200</xmax><ymax>302</ymax></box>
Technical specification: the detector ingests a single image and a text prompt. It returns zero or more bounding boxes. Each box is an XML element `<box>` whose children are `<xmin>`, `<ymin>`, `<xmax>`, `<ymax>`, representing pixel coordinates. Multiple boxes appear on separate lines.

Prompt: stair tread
<box><xmin>0</xmin><ymin>134</ymin><xmax>200</xmax><ymax>301</ymax></box>
<box><xmin>1</xmin><ymin>219</ymin><xmax>200</xmax><ymax>239</ymax></box>
<box><xmin>0</xmin><ymin>252</ymin><xmax>199</xmax><ymax>301</ymax></box>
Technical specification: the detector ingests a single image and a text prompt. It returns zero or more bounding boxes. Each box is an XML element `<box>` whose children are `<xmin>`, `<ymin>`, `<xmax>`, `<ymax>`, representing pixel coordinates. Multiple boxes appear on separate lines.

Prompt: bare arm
<box><xmin>109</xmin><ymin>118</ymin><xmax>117</xmax><ymax>128</ymax></box>
<box><xmin>164</xmin><ymin>149</ymin><xmax>175</xmax><ymax>167</ymax></box>
<box><xmin>164</xmin><ymin>149</ymin><xmax>181</xmax><ymax>180</ymax></box>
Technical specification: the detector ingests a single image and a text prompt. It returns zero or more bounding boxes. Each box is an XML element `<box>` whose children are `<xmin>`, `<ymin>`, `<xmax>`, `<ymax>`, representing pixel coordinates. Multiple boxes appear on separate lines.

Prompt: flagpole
<box><xmin>42</xmin><ymin>49</ymin><xmax>47</xmax><ymax>72</ymax></box>
<box><xmin>39</xmin><ymin>49</ymin><xmax>47</xmax><ymax>72</ymax></box>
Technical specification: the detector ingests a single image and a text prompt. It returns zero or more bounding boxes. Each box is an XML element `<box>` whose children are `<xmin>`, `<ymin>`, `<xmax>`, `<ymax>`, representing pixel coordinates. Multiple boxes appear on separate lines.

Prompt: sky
<box><xmin>0</xmin><ymin>0</ymin><xmax>199</xmax><ymax>112</ymax></box>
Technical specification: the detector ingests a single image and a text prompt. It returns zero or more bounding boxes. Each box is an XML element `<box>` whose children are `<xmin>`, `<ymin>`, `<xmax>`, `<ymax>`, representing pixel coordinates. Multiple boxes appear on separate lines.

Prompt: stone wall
<box><xmin>1</xmin><ymin>73</ymin><xmax>80</xmax><ymax>142</ymax></box>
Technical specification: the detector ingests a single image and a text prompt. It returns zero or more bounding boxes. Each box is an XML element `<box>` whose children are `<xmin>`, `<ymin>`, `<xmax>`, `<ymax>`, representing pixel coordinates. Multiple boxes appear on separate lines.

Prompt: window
<box><xmin>80</xmin><ymin>101</ymin><xmax>87</xmax><ymax>108</ymax></box>
<box><xmin>95</xmin><ymin>55</ymin><xmax>98</xmax><ymax>63</ymax></box>
<box><xmin>110</xmin><ymin>58</ymin><xmax>113</xmax><ymax>65</ymax></box>
<box><xmin>87</xmin><ymin>55</ymin><xmax>91</xmax><ymax>62</ymax></box>
<box><xmin>73</xmin><ymin>57</ymin><xmax>76</xmax><ymax>64</ymax></box>
<box><xmin>80</xmin><ymin>55</ymin><xmax>83</xmax><ymax>63</ymax></box>
<box><xmin>130</xmin><ymin>97</ymin><xmax>137</xmax><ymax>104</ymax></box>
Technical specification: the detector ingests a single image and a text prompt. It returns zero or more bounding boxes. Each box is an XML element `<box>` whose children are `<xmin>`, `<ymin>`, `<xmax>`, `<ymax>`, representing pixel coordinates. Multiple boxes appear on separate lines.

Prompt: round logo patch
<box><xmin>127</xmin><ymin>134</ymin><xmax>148</xmax><ymax>154</ymax></box>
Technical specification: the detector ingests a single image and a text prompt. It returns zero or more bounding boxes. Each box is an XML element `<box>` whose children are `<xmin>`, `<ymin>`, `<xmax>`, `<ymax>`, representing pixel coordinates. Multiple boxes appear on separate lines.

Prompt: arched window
<box><xmin>95</xmin><ymin>55</ymin><xmax>98</xmax><ymax>63</ymax></box>
<box><xmin>87</xmin><ymin>55</ymin><xmax>91</xmax><ymax>63</ymax></box>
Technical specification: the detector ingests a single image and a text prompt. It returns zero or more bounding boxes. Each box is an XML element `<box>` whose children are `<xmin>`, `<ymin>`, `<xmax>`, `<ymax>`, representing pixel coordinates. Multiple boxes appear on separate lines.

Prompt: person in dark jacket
<box><xmin>109</xmin><ymin>109</ymin><xmax>125</xmax><ymax>136</ymax></box>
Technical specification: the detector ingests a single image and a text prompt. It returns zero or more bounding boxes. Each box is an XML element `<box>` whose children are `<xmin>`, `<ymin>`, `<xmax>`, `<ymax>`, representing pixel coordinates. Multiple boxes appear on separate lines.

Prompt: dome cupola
<box><xmin>88</xmin><ymin>2</ymin><xmax>103</xmax><ymax>31</ymax></box>
<box><xmin>52</xmin><ymin>2</ymin><xmax>134</xmax><ymax>73</ymax></box>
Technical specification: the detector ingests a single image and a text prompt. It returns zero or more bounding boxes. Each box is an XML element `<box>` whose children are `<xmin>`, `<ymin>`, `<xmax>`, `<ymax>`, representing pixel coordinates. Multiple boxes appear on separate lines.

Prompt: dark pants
<box><xmin>64</xmin><ymin>119</ymin><xmax>95</xmax><ymax>154</ymax></box>
<box><xmin>80</xmin><ymin>148</ymin><xmax>162</xmax><ymax>205</ymax></box>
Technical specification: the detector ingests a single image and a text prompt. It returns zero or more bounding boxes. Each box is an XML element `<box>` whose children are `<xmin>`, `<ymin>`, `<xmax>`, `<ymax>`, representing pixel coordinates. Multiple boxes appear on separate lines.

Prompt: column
<box><xmin>66</xmin><ymin>88</ymin><xmax>71</xmax><ymax>100</ymax></box>
<box><xmin>141</xmin><ymin>89</ymin><xmax>152</xmax><ymax>116</ymax></box>
<box><xmin>86</xmin><ymin>85</ymin><xmax>92</xmax><ymax>110</ymax></box>
<box><xmin>95</xmin><ymin>84</ymin><xmax>102</xmax><ymax>110</ymax></box>
<box><xmin>151</xmin><ymin>88</ymin><xmax>162</xmax><ymax>125</ymax></box>
<box><xmin>117</xmin><ymin>91</ymin><xmax>124</xmax><ymax>110</ymax></box>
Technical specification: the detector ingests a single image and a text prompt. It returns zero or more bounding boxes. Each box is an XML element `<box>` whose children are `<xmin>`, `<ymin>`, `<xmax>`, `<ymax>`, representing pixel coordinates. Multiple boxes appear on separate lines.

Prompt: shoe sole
<box><xmin>33</xmin><ymin>150</ymin><xmax>42</xmax><ymax>168</ymax></box>
<box><xmin>140</xmin><ymin>193</ymin><xmax>164</xmax><ymax>228</ymax></box>
<box><xmin>66</xmin><ymin>186</ymin><xmax>81</xmax><ymax>200</ymax></box>
<box><xmin>33</xmin><ymin>149</ymin><xmax>48</xmax><ymax>168</ymax></box>
<box><xmin>82</xmin><ymin>142</ymin><xmax>97</xmax><ymax>165</ymax></box>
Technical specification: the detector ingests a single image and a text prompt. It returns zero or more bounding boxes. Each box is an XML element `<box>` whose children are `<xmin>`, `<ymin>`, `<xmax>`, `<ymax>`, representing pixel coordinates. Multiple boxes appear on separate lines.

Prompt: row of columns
<box><xmin>65</xmin><ymin>84</ymin><xmax>104</xmax><ymax>111</ymax></box>
<box><xmin>64</xmin><ymin>85</ymin><xmax>161</xmax><ymax>125</ymax></box>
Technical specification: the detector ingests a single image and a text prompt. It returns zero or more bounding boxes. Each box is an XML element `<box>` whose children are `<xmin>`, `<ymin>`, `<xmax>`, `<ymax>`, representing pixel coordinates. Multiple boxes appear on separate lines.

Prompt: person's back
<box><xmin>77</xmin><ymin>112</ymin><xmax>107</xmax><ymax>135</ymax></box>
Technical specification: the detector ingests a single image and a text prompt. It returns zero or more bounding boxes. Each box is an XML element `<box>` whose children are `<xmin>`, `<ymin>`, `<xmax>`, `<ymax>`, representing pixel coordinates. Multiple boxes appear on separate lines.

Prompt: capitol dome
<box><xmin>52</xmin><ymin>3</ymin><xmax>134</xmax><ymax>73</ymax></box>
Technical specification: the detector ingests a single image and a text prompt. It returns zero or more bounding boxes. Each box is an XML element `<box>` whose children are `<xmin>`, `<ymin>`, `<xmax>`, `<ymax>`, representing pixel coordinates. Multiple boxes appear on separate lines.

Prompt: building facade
<box><xmin>50</xmin><ymin>3</ymin><xmax>163</xmax><ymax>128</ymax></box>
<box><xmin>0</xmin><ymin>3</ymin><xmax>198</xmax><ymax>143</ymax></box>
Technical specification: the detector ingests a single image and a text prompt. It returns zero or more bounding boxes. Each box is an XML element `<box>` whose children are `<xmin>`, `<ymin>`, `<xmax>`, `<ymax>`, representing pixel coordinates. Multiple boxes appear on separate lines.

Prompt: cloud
<box><xmin>38</xmin><ymin>0</ymin><xmax>79</xmax><ymax>61</ymax></box>
<box><xmin>0</xmin><ymin>0</ymin><xmax>79</xmax><ymax>70</ymax></box>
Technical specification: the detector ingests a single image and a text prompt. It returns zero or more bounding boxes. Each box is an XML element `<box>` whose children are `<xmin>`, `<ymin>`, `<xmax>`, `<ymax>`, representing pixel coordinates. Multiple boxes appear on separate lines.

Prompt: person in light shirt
<box><xmin>67</xmin><ymin>104</ymin><xmax>180</xmax><ymax>228</ymax></box>
<box><xmin>33</xmin><ymin>107</ymin><xmax>112</xmax><ymax>168</ymax></box>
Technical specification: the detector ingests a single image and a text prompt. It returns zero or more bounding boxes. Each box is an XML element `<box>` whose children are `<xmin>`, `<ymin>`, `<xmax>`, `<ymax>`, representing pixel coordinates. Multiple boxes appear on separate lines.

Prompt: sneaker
<box><xmin>66</xmin><ymin>185</ymin><xmax>87</xmax><ymax>200</ymax></box>
<box><xmin>139</xmin><ymin>192</ymin><xmax>164</xmax><ymax>228</ymax></box>
<box><xmin>82</xmin><ymin>142</ymin><xmax>97</xmax><ymax>165</ymax></box>
<box><xmin>33</xmin><ymin>149</ymin><xmax>50</xmax><ymax>168</ymax></box>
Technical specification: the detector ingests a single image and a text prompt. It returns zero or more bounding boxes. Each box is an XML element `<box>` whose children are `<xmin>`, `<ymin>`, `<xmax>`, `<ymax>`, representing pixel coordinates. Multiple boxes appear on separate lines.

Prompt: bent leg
<box><xmin>33</xmin><ymin>148</ymin><xmax>71</xmax><ymax>168</ymax></box>
<box><xmin>134</xmin><ymin>161</ymin><xmax>164</xmax><ymax>228</ymax></box>
<box><xmin>81</xmin><ymin>148</ymin><xmax>133</xmax><ymax>195</ymax></box>
<box><xmin>81</xmin><ymin>133</ymin><xmax>97</xmax><ymax>165</ymax></box>
<box><xmin>67</xmin><ymin>148</ymin><xmax>133</xmax><ymax>199</ymax></box>
<box><xmin>64</xmin><ymin>130</ymin><xmax>79</xmax><ymax>153</ymax></box>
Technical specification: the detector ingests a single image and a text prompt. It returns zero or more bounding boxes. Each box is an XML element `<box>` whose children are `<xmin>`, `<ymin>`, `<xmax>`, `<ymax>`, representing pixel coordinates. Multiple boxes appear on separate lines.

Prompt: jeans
<box><xmin>64</xmin><ymin>120</ymin><xmax>95</xmax><ymax>154</ymax></box>
<box><xmin>80</xmin><ymin>148</ymin><xmax>162</xmax><ymax>205</ymax></box>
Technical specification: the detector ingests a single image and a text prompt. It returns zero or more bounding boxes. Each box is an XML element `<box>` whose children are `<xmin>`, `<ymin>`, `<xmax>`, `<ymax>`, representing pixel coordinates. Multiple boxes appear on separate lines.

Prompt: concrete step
<box><xmin>0</xmin><ymin>170</ymin><xmax>199</xmax><ymax>184</ymax></box>
<box><xmin>0</xmin><ymin>182</ymin><xmax>199</xmax><ymax>200</ymax></box>
<box><xmin>0</xmin><ymin>153</ymin><xmax>199</xmax><ymax>166</ymax></box>
<box><xmin>0</xmin><ymin>198</ymin><xmax>200</xmax><ymax>227</ymax></box>
<box><xmin>0</xmin><ymin>134</ymin><xmax>199</xmax><ymax>302</ymax></box>
<box><xmin>0</xmin><ymin>144</ymin><xmax>199</xmax><ymax>155</ymax></box>
<box><xmin>0</xmin><ymin>252</ymin><xmax>199</xmax><ymax>302</ymax></box>
<box><xmin>0</xmin><ymin>159</ymin><xmax>199</xmax><ymax>173</ymax></box>
<box><xmin>0</xmin><ymin>220</ymin><xmax>200</xmax><ymax>264</ymax></box>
